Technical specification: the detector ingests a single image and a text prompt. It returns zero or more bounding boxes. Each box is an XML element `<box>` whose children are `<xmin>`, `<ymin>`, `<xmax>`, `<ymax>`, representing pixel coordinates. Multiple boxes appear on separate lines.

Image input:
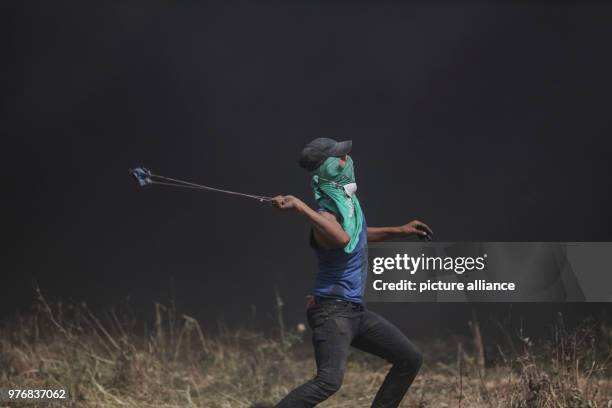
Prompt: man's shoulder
<box><xmin>317</xmin><ymin>208</ymin><xmax>339</xmax><ymax>221</ymax></box>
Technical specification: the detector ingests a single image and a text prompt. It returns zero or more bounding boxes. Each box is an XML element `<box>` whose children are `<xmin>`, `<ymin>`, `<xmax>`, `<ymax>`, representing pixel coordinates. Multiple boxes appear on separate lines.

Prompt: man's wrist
<box><xmin>391</xmin><ymin>226</ymin><xmax>406</xmax><ymax>236</ymax></box>
<box><xmin>294</xmin><ymin>199</ymin><xmax>308</xmax><ymax>214</ymax></box>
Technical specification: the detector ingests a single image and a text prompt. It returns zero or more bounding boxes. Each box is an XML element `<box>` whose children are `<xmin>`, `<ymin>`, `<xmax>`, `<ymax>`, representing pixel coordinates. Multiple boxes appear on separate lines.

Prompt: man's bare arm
<box><xmin>367</xmin><ymin>221</ymin><xmax>433</xmax><ymax>242</ymax></box>
<box><xmin>270</xmin><ymin>195</ymin><xmax>349</xmax><ymax>249</ymax></box>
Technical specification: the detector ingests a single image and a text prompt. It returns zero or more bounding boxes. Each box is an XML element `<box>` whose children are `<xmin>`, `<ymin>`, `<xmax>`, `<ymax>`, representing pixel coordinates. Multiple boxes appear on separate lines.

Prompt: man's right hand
<box><xmin>271</xmin><ymin>195</ymin><xmax>304</xmax><ymax>212</ymax></box>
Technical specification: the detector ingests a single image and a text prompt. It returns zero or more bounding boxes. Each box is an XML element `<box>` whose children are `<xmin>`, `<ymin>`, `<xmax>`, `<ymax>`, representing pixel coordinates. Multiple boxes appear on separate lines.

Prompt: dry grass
<box><xmin>0</xmin><ymin>292</ymin><xmax>610</xmax><ymax>408</ymax></box>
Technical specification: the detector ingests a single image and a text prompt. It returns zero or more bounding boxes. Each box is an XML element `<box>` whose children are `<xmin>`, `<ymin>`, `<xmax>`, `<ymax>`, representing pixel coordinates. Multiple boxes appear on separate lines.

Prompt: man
<box><xmin>267</xmin><ymin>138</ymin><xmax>433</xmax><ymax>408</ymax></box>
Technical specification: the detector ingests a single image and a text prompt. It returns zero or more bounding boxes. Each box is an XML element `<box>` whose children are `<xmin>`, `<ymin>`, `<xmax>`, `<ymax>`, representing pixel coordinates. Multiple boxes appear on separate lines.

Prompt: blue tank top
<box><xmin>310</xmin><ymin>210</ymin><xmax>368</xmax><ymax>303</ymax></box>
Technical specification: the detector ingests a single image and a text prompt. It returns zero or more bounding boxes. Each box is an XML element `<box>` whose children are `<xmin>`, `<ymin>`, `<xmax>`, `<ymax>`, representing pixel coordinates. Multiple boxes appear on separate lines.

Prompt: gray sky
<box><xmin>3</xmin><ymin>0</ymin><xmax>611</xmax><ymax>336</ymax></box>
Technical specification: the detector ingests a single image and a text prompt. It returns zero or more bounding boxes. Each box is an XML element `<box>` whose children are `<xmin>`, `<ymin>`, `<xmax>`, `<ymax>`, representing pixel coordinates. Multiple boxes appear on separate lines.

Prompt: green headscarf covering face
<box><xmin>311</xmin><ymin>155</ymin><xmax>364</xmax><ymax>253</ymax></box>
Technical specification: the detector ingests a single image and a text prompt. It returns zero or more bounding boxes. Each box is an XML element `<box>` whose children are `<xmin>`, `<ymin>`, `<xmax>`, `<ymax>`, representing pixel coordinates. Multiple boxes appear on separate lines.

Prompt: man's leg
<box><xmin>351</xmin><ymin>309</ymin><xmax>423</xmax><ymax>408</ymax></box>
<box><xmin>275</xmin><ymin>303</ymin><xmax>354</xmax><ymax>408</ymax></box>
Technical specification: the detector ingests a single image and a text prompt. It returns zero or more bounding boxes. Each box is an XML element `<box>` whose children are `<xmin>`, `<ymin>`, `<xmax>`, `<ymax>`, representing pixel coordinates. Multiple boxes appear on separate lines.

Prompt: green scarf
<box><xmin>311</xmin><ymin>156</ymin><xmax>363</xmax><ymax>253</ymax></box>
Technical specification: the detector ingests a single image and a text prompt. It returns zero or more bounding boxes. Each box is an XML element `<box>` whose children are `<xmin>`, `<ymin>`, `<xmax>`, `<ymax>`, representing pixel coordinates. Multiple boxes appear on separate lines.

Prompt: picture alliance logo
<box><xmin>371</xmin><ymin>253</ymin><xmax>488</xmax><ymax>275</ymax></box>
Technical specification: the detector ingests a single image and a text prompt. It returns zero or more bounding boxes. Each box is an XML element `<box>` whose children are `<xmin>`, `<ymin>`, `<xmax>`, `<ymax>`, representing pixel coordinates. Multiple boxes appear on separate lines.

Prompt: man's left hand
<box><xmin>398</xmin><ymin>220</ymin><xmax>434</xmax><ymax>241</ymax></box>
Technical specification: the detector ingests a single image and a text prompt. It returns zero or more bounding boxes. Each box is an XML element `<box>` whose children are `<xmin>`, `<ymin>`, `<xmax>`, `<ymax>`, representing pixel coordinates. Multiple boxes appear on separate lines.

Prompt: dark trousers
<box><xmin>275</xmin><ymin>299</ymin><xmax>423</xmax><ymax>408</ymax></box>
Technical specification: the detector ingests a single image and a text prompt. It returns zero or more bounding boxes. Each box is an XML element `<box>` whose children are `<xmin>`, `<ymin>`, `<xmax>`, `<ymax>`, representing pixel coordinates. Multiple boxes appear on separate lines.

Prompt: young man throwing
<box><xmin>270</xmin><ymin>138</ymin><xmax>433</xmax><ymax>408</ymax></box>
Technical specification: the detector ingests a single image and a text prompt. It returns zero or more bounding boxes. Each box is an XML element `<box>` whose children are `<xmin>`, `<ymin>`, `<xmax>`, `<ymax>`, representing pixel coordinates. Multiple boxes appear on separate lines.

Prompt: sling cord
<box><xmin>146</xmin><ymin>172</ymin><xmax>273</xmax><ymax>202</ymax></box>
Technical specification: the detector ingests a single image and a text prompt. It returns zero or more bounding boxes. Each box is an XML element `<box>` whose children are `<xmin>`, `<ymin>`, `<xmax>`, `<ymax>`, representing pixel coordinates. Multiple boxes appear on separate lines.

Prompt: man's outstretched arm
<box><xmin>270</xmin><ymin>195</ymin><xmax>349</xmax><ymax>249</ymax></box>
<box><xmin>367</xmin><ymin>221</ymin><xmax>433</xmax><ymax>242</ymax></box>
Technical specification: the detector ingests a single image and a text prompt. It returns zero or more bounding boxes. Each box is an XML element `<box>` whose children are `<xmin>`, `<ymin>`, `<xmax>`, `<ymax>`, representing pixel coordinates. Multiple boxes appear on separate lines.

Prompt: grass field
<box><xmin>1</xmin><ymin>293</ymin><xmax>610</xmax><ymax>407</ymax></box>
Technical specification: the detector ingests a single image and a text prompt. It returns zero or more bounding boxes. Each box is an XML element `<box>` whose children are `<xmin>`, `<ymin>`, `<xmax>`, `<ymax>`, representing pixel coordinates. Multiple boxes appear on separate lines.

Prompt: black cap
<box><xmin>298</xmin><ymin>138</ymin><xmax>352</xmax><ymax>172</ymax></box>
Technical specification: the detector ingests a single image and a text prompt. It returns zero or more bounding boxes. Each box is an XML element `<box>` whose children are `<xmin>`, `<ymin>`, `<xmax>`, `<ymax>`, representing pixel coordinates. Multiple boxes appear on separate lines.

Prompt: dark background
<box><xmin>3</xmin><ymin>1</ymin><xmax>611</xmax><ymax>339</ymax></box>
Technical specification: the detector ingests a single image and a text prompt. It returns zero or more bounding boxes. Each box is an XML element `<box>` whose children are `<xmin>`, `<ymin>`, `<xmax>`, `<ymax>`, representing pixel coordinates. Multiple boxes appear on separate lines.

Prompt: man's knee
<box><xmin>314</xmin><ymin>368</ymin><xmax>344</xmax><ymax>396</ymax></box>
<box><xmin>412</xmin><ymin>349</ymin><xmax>424</xmax><ymax>370</ymax></box>
<box><xmin>395</xmin><ymin>347</ymin><xmax>423</xmax><ymax>374</ymax></box>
